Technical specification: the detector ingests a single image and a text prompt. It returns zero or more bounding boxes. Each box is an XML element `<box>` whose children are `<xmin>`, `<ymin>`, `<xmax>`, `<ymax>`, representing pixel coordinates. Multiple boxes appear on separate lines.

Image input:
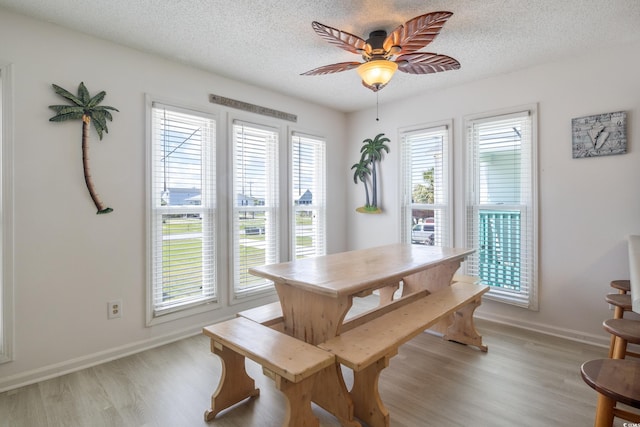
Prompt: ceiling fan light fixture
<box><xmin>357</xmin><ymin>60</ymin><xmax>398</xmax><ymax>89</ymax></box>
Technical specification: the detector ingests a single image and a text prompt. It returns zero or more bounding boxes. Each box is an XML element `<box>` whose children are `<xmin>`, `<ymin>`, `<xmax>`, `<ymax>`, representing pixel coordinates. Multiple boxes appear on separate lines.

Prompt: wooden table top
<box><xmin>249</xmin><ymin>243</ymin><xmax>474</xmax><ymax>298</ymax></box>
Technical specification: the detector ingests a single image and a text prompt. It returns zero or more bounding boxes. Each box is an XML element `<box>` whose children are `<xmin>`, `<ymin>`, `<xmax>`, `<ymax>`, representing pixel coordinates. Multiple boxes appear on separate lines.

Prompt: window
<box><xmin>400</xmin><ymin>124</ymin><xmax>452</xmax><ymax>247</ymax></box>
<box><xmin>465</xmin><ymin>107</ymin><xmax>538</xmax><ymax>309</ymax></box>
<box><xmin>291</xmin><ymin>133</ymin><xmax>326</xmax><ymax>259</ymax></box>
<box><xmin>148</xmin><ymin>102</ymin><xmax>216</xmax><ymax>322</ymax></box>
<box><xmin>232</xmin><ymin>120</ymin><xmax>279</xmax><ymax>298</ymax></box>
<box><xmin>0</xmin><ymin>64</ymin><xmax>13</xmax><ymax>363</ymax></box>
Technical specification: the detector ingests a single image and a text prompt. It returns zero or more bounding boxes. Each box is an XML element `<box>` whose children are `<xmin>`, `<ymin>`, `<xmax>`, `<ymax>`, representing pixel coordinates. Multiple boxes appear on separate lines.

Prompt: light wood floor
<box><xmin>0</xmin><ymin>317</ymin><xmax>623</xmax><ymax>426</ymax></box>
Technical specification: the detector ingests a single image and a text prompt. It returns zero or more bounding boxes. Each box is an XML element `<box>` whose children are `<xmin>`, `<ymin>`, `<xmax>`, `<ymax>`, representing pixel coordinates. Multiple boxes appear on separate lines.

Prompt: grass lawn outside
<box><xmin>161</xmin><ymin>213</ymin><xmax>317</xmax><ymax>301</ymax></box>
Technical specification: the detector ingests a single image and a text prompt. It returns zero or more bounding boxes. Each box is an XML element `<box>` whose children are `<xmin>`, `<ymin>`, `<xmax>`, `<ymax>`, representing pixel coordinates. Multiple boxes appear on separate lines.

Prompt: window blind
<box><xmin>292</xmin><ymin>133</ymin><xmax>326</xmax><ymax>259</ymax></box>
<box><xmin>0</xmin><ymin>63</ymin><xmax>13</xmax><ymax>363</ymax></box>
<box><xmin>400</xmin><ymin>125</ymin><xmax>451</xmax><ymax>247</ymax></box>
<box><xmin>149</xmin><ymin>103</ymin><xmax>216</xmax><ymax>317</ymax></box>
<box><xmin>0</xmin><ymin>68</ymin><xmax>3</xmax><ymax>358</ymax></box>
<box><xmin>466</xmin><ymin>109</ymin><xmax>537</xmax><ymax>308</ymax></box>
<box><xmin>232</xmin><ymin>120</ymin><xmax>279</xmax><ymax>297</ymax></box>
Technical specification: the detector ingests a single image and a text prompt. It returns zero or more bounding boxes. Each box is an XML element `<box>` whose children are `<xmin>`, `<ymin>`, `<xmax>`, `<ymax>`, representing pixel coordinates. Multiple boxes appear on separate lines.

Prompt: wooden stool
<box><xmin>610</xmin><ymin>279</ymin><xmax>631</xmax><ymax>294</ymax></box>
<box><xmin>605</xmin><ymin>293</ymin><xmax>631</xmax><ymax>320</ymax></box>
<box><xmin>603</xmin><ymin>318</ymin><xmax>640</xmax><ymax>359</ymax></box>
<box><xmin>605</xmin><ymin>293</ymin><xmax>632</xmax><ymax>358</ymax></box>
<box><xmin>581</xmin><ymin>358</ymin><xmax>640</xmax><ymax>427</ymax></box>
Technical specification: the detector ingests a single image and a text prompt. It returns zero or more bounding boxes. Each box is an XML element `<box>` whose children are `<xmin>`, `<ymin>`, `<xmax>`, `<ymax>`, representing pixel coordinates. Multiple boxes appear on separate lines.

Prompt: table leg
<box><xmin>401</xmin><ymin>261</ymin><xmax>460</xmax><ymax>295</ymax></box>
<box><xmin>204</xmin><ymin>343</ymin><xmax>260</xmax><ymax>421</ymax></box>
<box><xmin>378</xmin><ymin>283</ymin><xmax>399</xmax><ymax>305</ymax></box>
<box><xmin>312</xmin><ymin>363</ymin><xmax>361</xmax><ymax>427</ymax></box>
<box><xmin>275</xmin><ymin>283</ymin><xmax>352</xmax><ymax>344</ymax></box>
<box><xmin>350</xmin><ymin>355</ymin><xmax>392</xmax><ymax>427</ymax></box>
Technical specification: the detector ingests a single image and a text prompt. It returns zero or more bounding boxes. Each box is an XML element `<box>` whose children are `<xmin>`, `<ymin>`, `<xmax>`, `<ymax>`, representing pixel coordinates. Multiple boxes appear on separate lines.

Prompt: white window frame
<box><xmin>290</xmin><ymin>132</ymin><xmax>326</xmax><ymax>260</ymax></box>
<box><xmin>0</xmin><ymin>64</ymin><xmax>13</xmax><ymax>364</ymax></box>
<box><xmin>146</xmin><ymin>97</ymin><xmax>218</xmax><ymax>325</ymax></box>
<box><xmin>230</xmin><ymin>119</ymin><xmax>280</xmax><ymax>301</ymax></box>
<box><xmin>399</xmin><ymin>121</ymin><xmax>453</xmax><ymax>247</ymax></box>
<box><xmin>464</xmin><ymin>105</ymin><xmax>538</xmax><ymax>310</ymax></box>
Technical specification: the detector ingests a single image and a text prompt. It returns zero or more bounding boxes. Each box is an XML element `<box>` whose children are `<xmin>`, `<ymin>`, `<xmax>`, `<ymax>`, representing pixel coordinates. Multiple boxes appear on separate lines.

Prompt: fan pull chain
<box><xmin>376</xmin><ymin>91</ymin><xmax>379</xmax><ymax>121</ymax></box>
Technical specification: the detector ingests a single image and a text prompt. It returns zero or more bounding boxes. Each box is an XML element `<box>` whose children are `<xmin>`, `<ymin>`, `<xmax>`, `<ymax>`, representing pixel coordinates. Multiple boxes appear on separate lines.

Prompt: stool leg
<box><xmin>593</xmin><ymin>393</ymin><xmax>615</xmax><ymax>427</ymax></box>
<box><xmin>608</xmin><ymin>334</ymin><xmax>616</xmax><ymax>358</ymax></box>
<box><xmin>613</xmin><ymin>305</ymin><xmax>624</xmax><ymax>319</ymax></box>
<box><xmin>612</xmin><ymin>336</ymin><xmax>628</xmax><ymax>359</ymax></box>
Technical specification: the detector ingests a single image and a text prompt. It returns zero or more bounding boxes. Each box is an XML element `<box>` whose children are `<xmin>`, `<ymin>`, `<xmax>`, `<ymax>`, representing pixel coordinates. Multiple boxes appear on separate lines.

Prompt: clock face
<box><xmin>572</xmin><ymin>111</ymin><xmax>627</xmax><ymax>158</ymax></box>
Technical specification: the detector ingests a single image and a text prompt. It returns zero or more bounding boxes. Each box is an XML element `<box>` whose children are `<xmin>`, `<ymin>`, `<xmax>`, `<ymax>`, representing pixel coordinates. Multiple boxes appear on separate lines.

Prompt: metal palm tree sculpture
<box><xmin>351</xmin><ymin>158</ymin><xmax>372</xmax><ymax>209</ymax></box>
<box><xmin>49</xmin><ymin>82</ymin><xmax>118</xmax><ymax>214</ymax></box>
<box><xmin>351</xmin><ymin>133</ymin><xmax>390</xmax><ymax>213</ymax></box>
<box><xmin>360</xmin><ymin>133</ymin><xmax>390</xmax><ymax>209</ymax></box>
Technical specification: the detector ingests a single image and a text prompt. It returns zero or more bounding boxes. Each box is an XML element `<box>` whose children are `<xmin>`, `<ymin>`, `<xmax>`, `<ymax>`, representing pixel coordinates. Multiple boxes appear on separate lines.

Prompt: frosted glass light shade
<box><xmin>357</xmin><ymin>60</ymin><xmax>398</xmax><ymax>87</ymax></box>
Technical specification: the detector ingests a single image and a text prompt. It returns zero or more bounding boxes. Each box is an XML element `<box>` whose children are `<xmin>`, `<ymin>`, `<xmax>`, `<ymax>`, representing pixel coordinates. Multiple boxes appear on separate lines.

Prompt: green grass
<box><xmin>163</xmin><ymin>218</ymin><xmax>202</xmax><ymax>235</ymax></box>
<box><xmin>160</xmin><ymin>215</ymin><xmax>317</xmax><ymax>301</ymax></box>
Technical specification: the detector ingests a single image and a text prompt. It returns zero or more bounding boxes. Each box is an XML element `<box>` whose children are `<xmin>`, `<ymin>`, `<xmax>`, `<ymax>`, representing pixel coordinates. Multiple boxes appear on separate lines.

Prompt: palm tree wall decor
<box><xmin>351</xmin><ymin>157</ymin><xmax>372</xmax><ymax>208</ymax></box>
<box><xmin>49</xmin><ymin>82</ymin><xmax>118</xmax><ymax>214</ymax></box>
<box><xmin>353</xmin><ymin>133</ymin><xmax>390</xmax><ymax>213</ymax></box>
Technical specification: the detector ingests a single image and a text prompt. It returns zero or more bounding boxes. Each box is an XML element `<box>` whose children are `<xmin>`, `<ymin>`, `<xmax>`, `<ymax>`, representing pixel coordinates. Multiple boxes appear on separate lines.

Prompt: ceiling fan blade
<box><xmin>384</xmin><ymin>11</ymin><xmax>453</xmax><ymax>55</ymax></box>
<box><xmin>396</xmin><ymin>52</ymin><xmax>460</xmax><ymax>74</ymax></box>
<box><xmin>311</xmin><ymin>21</ymin><xmax>367</xmax><ymax>55</ymax></box>
<box><xmin>301</xmin><ymin>62</ymin><xmax>362</xmax><ymax>76</ymax></box>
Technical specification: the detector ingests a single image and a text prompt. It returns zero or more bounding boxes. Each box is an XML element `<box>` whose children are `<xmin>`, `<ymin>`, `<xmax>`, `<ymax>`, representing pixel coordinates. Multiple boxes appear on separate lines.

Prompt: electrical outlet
<box><xmin>107</xmin><ymin>300</ymin><xmax>122</xmax><ymax>319</ymax></box>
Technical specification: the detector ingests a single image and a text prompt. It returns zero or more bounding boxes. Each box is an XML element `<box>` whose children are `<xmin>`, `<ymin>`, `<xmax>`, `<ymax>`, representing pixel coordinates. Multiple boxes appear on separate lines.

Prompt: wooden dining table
<box><xmin>249</xmin><ymin>243</ymin><xmax>478</xmax><ymax>427</ymax></box>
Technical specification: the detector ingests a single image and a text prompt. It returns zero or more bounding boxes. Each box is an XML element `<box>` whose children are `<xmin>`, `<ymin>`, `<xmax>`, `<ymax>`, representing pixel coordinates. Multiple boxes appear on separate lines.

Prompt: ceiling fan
<box><xmin>301</xmin><ymin>11</ymin><xmax>460</xmax><ymax>92</ymax></box>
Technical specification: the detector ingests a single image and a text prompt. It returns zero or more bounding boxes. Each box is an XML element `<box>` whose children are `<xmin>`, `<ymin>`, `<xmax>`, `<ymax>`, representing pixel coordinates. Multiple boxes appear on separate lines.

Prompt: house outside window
<box><xmin>465</xmin><ymin>106</ymin><xmax>538</xmax><ymax>309</ymax></box>
<box><xmin>147</xmin><ymin>101</ymin><xmax>217</xmax><ymax>324</ymax></box>
<box><xmin>400</xmin><ymin>123</ymin><xmax>452</xmax><ymax>248</ymax></box>
<box><xmin>291</xmin><ymin>133</ymin><xmax>326</xmax><ymax>259</ymax></box>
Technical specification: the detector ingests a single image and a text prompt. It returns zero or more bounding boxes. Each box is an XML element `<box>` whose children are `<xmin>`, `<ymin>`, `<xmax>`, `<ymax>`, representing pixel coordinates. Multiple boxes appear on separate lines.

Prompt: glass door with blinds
<box><xmin>231</xmin><ymin>120</ymin><xmax>280</xmax><ymax>298</ymax></box>
<box><xmin>149</xmin><ymin>103</ymin><xmax>217</xmax><ymax>319</ymax></box>
<box><xmin>465</xmin><ymin>108</ymin><xmax>537</xmax><ymax>309</ymax></box>
<box><xmin>291</xmin><ymin>133</ymin><xmax>326</xmax><ymax>259</ymax></box>
<box><xmin>400</xmin><ymin>125</ymin><xmax>451</xmax><ymax>248</ymax></box>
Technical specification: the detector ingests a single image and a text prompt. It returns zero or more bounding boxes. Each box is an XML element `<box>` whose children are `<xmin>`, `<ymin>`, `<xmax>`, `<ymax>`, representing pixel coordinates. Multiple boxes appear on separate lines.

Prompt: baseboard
<box><xmin>1</xmin><ymin>311</ymin><xmax>610</xmax><ymax>393</ymax></box>
<box><xmin>0</xmin><ymin>316</ymin><xmax>233</xmax><ymax>393</ymax></box>
<box><xmin>475</xmin><ymin>311</ymin><xmax>610</xmax><ymax>349</ymax></box>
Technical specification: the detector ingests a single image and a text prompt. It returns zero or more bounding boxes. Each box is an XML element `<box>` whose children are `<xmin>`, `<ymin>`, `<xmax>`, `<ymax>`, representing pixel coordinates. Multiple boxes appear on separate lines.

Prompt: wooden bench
<box><xmin>317</xmin><ymin>281</ymin><xmax>489</xmax><ymax>427</ymax></box>
<box><xmin>237</xmin><ymin>274</ymin><xmax>481</xmax><ymax>332</ymax></box>
<box><xmin>202</xmin><ymin>317</ymin><xmax>335</xmax><ymax>427</ymax></box>
<box><xmin>237</xmin><ymin>301</ymin><xmax>283</xmax><ymax>329</ymax></box>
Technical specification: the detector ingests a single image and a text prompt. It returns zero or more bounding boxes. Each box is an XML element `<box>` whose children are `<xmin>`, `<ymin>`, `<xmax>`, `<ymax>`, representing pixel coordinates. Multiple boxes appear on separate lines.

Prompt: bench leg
<box><xmin>276</xmin><ymin>375</ymin><xmax>319</xmax><ymax>427</ymax></box>
<box><xmin>350</xmin><ymin>356</ymin><xmax>391</xmax><ymax>427</ymax></box>
<box><xmin>204</xmin><ymin>342</ymin><xmax>260</xmax><ymax>421</ymax></box>
<box><xmin>312</xmin><ymin>364</ymin><xmax>361</xmax><ymax>427</ymax></box>
<box><xmin>442</xmin><ymin>297</ymin><xmax>488</xmax><ymax>352</ymax></box>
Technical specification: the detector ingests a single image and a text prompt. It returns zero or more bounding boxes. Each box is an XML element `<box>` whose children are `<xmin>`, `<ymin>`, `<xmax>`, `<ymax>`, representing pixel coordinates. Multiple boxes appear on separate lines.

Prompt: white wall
<box><xmin>346</xmin><ymin>40</ymin><xmax>640</xmax><ymax>344</ymax></box>
<box><xmin>2</xmin><ymin>5</ymin><xmax>638</xmax><ymax>392</ymax></box>
<box><xmin>0</xmin><ymin>9</ymin><xmax>347</xmax><ymax>391</ymax></box>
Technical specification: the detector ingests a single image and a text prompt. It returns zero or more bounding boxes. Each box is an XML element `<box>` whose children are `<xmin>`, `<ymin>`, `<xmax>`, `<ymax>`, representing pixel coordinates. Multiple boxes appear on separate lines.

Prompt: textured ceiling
<box><xmin>1</xmin><ymin>0</ymin><xmax>640</xmax><ymax>112</ymax></box>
